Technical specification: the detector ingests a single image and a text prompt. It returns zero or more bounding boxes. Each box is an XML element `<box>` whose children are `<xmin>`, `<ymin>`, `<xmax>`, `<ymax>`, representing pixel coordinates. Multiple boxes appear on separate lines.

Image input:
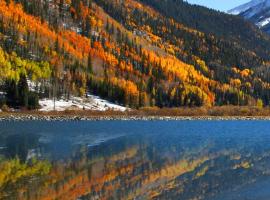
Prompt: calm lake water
<box><xmin>0</xmin><ymin>120</ymin><xmax>270</xmax><ymax>200</ymax></box>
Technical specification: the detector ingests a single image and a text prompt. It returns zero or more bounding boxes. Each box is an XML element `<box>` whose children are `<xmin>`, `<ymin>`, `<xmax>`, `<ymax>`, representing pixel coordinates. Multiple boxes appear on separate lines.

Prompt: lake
<box><xmin>0</xmin><ymin>120</ymin><xmax>270</xmax><ymax>200</ymax></box>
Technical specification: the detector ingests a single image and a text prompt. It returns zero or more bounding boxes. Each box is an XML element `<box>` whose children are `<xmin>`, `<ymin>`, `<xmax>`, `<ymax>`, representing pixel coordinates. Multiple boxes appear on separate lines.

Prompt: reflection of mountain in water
<box><xmin>1</xmin><ymin>121</ymin><xmax>270</xmax><ymax>199</ymax></box>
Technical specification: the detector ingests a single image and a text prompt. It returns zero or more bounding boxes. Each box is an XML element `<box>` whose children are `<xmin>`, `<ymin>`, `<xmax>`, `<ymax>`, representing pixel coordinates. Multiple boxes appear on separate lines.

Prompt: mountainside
<box><xmin>229</xmin><ymin>0</ymin><xmax>270</xmax><ymax>33</ymax></box>
<box><xmin>1</xmin><ymin>0</ymin><xmax>270</xmax><ymax>110</ymax></box>
<box><xmin>228</xmin><ymin>0</ymin><xmax>265</xmax><ymax>15</ymax></box>
<box><xmin>138</xmin><ymin>0</ymin><xmax>270</xmax><ymax>58</ymax></box>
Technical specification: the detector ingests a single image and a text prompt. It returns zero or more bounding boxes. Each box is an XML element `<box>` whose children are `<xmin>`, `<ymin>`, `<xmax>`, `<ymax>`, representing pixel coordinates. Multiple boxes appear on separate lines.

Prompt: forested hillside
<box><xmin>139</xmin><ymin>0</ymin><xmax>270</xmax><ymax>58</ymax></box>
<box><xmin>0</xmin><ymin>0</ymin><xmax>270</xmax><ymax>110</ymax></box>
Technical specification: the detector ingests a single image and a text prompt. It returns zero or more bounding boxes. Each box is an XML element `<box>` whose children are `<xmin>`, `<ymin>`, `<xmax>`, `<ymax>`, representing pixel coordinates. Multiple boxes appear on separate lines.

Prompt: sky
<box><xmin>186</xmin><ymin>0</ymin><xmax>249</xmax><ymax>11</ymax></box>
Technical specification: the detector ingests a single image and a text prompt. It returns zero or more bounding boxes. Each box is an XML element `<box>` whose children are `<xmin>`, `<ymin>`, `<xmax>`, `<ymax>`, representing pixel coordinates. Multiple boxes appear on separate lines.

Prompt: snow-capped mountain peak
<box><xmin>228</xmin><ymin>0</ymin><xmax>270</xmax><ymax>33</ymax></box>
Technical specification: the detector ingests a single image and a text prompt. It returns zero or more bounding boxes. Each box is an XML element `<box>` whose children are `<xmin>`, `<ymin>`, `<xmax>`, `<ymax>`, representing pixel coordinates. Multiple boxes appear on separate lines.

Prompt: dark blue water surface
<box><xmin>0</xmin><ymin>120</ymin><xmax>270</xmax><ymax>200</ymax></box>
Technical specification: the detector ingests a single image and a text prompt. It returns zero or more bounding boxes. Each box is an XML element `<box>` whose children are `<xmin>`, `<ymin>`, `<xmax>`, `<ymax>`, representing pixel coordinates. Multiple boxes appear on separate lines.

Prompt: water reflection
<box><xmin>5</xmin><ymin>133</ymin><xmax>40</xmax><ymax>161</ymax></box>
<box><xmin>0</xmin><ymin>121</ymin><xmax>270</xmax><ymax>199</ymax></box>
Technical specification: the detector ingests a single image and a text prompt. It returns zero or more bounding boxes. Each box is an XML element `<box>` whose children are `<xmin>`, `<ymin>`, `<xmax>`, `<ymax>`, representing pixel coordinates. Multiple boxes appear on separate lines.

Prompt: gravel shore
<box><xmin>1</xmin><ymin>114</ymin><xmax>270</xmax><ymax>121</ymax></box>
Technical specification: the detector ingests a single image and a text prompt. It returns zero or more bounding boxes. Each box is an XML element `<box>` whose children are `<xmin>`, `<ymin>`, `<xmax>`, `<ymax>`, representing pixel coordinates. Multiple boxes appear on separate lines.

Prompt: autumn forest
<box><xmin>1</xmin><ymin>0</ymin><xmax>270</xmax><ymax>110</ymax></box>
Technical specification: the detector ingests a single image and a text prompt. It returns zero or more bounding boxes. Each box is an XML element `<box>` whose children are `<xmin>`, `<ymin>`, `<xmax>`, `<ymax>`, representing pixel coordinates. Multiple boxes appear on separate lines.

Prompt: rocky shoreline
<box><xmin>1</xmin><ymin>114</ymin><xmax>270</xmax><ymax>121</ymax></box>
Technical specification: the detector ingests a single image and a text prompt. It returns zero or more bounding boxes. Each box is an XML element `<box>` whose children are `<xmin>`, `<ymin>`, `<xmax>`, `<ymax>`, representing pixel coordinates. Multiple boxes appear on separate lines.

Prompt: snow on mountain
<box><xmin>228</xmin><ymin>0</ymin><xmax>270</xmax><ymax>32</ymax></box>
<box><xmin>39</xmin><ymin>95</ymin><xmax>128</xmax><ymax>112</ymax></box>
<box><xmin>257</xmin><ymin>16</ymin><xmax>270</xmax><ymax>26</ymax></box>
<box><xmin>228</xmin><ymin>0</ymin><xmax>264</xmax><ymax>15</ymax></box>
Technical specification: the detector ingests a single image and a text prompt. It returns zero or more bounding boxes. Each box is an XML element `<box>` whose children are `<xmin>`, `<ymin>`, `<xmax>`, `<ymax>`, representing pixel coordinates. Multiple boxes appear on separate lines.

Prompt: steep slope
<box><xmin>137</xmin><ymin>0</ymin><xmax>270</xmax><ymax>59</ymax></box>
<box><xmin>1</xmin><ymin>0</ymin><xmax>270</xmax><ymax>110</ymax></box>
<box><xmin>0</xmin><ymin>0</ymin><xmax>215</xmax><ymax>109</ymax></box>
<box><xmin>229</xmin><ymin>0</ymin><xmax>270</xmax><ymax>33</ymax></box>
<box><xmin>94</xmin><ymin>0</ymin><xmax>270</xmax><ymax>105</ymax></box>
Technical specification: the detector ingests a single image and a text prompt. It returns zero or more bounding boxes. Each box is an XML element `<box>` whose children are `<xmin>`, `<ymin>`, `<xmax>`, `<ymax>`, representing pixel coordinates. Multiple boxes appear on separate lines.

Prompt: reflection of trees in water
<box><xmin>0</xmin><ymin>158</ymin><xmax>51</xmax><ymax>199</ymax></box>
<box><xmin>5</xmin><ymin>133</ymin><xmax>39</xmax><ymax>161</ymax></box>
<box><xmin>1</xmin><ymin>134</ymin><xmax>270</xmax><ymax>200</ymax></box>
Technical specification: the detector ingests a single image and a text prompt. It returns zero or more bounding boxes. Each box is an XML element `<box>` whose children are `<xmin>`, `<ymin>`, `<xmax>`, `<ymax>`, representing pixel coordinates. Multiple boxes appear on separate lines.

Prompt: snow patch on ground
<box><xmin>39</xmin><ymin>95</ymin><xmax>128</xmax><ymax>112</ymax></box>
